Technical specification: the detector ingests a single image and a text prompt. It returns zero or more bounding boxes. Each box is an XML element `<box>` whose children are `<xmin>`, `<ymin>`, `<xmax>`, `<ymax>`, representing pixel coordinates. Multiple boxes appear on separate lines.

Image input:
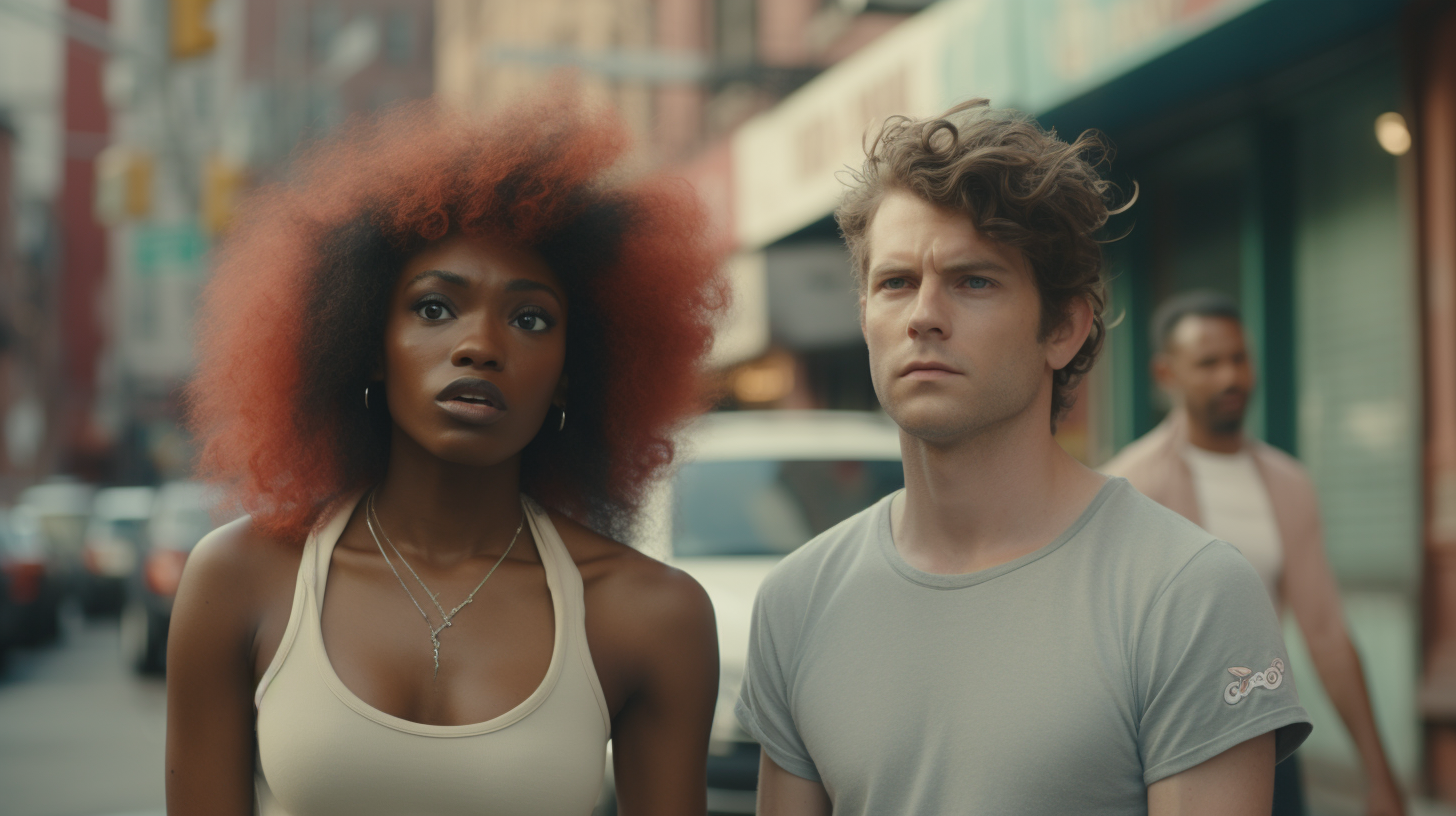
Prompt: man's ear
<box><xmin>1152</xmin><ymin>352</ymin><xmax>1176</xmax><ymax>392</ymax></box>
<box><xmin>1046</xmin><ymin>298</ymin><xmax>1094</xmax><ymax>371</ymax></box>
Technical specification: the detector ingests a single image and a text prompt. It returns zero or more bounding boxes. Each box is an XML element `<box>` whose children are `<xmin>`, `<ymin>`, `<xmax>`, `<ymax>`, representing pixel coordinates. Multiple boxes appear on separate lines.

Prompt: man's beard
<box><xmin>1197</xmin><ymin>390</ymin><xmax>1247</xmax><ymax>436</ymax></box>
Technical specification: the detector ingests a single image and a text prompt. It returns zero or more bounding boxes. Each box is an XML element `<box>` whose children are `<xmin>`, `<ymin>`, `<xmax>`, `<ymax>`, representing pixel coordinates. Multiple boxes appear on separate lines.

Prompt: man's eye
<box><xmin>512</xmin><ymin>311</ymin><xmax>552</xmax><ymax>333</ymax></box>
<box><xmin>883</xmin><ymin>277</ymin><xmax>909</xmax><ymax>290</ymax></box>
<box><xmin>966</xmin><ymin>277</ymin><xmax>991</xmax><ymax>289</ymax></box>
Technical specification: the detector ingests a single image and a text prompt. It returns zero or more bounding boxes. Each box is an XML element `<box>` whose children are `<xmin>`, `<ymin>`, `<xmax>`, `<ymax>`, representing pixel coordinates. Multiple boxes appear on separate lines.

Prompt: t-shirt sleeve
<box><xmin>1136</xmin><ymin>540</ymin><xmax>1313</xmax><ymax>785</ymax></box>
<box><xmin>735</xmin><ymin>575</ymin><xmax>821</xmax><ymax>782</ymax></box>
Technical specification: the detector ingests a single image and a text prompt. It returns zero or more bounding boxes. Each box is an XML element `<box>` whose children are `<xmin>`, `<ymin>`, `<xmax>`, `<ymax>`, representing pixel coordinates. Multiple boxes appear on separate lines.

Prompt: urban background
<box><xmin>0</xmin><ymin>0</ymin><xmax>1454</xmax><ymax>814</ymax></box>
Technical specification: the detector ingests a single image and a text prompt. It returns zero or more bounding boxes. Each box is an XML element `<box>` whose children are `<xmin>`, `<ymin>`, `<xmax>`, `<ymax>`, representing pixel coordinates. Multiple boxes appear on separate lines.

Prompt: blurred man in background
<box><xmin>1103</xmin><ymin>291</ymin><xmax>1404</xmax><ymax>816</ymax></box>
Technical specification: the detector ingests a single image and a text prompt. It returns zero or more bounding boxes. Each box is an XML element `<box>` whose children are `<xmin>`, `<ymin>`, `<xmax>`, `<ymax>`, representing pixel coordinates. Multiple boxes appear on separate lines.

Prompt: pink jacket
<box><xmin>1101</xmin><ymin>411</ymin><xmax>1338</xmax><ymax>618</ymax></box>
<box><xmin>1101</xmin><ymin>412</ymin><xmax>1320</xmax><ymax>548</ymax></box>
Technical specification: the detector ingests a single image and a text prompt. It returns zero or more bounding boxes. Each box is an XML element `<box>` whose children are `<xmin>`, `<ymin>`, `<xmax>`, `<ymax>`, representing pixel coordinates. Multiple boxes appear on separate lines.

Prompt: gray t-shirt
<box><xmin>736</xmin><ymin>478</ymin><xmax>1311</xmax><ymax>815</ymax></box>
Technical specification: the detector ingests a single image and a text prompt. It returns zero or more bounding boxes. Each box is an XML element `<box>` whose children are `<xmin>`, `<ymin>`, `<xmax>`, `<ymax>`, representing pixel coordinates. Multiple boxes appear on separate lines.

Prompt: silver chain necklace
<box><xmin>364</xmin><ymin>490</ymin><xmax>524</xmax><ymax>679</ymax></box>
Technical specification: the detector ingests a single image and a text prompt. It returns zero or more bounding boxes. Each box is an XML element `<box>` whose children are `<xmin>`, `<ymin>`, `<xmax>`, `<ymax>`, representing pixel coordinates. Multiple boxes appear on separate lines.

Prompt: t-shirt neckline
<box><xmin>877</xmin><ymin>477</ymin><xmax>1125</xmax><ymax>590</ymax></box>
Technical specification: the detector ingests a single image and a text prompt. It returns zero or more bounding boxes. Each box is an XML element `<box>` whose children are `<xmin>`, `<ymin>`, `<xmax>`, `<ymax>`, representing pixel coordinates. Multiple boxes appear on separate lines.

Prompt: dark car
<box><xmin>1</xmin><ymin>506</ymin><xmax>63</xmax><ymax>647</ymax></box>
<box><xmin>0</xmin><ymin>557</ymin><xmax>13</xmax><ymax>670</ymax></box>
<box><xmin>121</xmin><ymin>481</ymin><xmax>216</xmax><ymax>675</ymax></box>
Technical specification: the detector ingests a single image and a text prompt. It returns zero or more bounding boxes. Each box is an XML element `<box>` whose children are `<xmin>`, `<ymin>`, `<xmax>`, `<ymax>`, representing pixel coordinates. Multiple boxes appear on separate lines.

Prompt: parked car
<box><xmin>79</xmin><ymin>486</ymin><xmax>155</xmax><ymax>618</ymax></box>
<box><xmin>121</xmin><ymin>481</ymin><xmax>217</xmax><ymax>675</ymax></box>
<box><xmin>17</xmin><ymin>479</ymin><xmax>96</xmax><ymax>598</ymax></box>
<box><xmin>0</xmin><ymin>505</ymin><xmax>62</xmax><ymax>646</ymax></box>
<box><xmin>0</xmin><ymin>559</ymin><xmax>12</xmax><ymax>670</ymax></box>
<box><xmin>595</xmin><ymin>410</ymin><xmax>905</xmax><ymax>814</ymax></box>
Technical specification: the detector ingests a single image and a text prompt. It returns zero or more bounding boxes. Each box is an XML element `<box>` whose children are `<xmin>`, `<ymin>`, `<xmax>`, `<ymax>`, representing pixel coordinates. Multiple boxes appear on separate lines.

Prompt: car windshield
<box><xmin>107</xmin><ymin>518</ymin><xmax>149</xmax><ymax>546</ymax></box>
<box><xmin>155</xmin><ymin>508</ymin><xmax>215</xmax><ymax>552</ymax></box>
<box><xmin>672</xmin><ymin>459</ymin><xmax>904</xmax><ymax>557</ymax></box>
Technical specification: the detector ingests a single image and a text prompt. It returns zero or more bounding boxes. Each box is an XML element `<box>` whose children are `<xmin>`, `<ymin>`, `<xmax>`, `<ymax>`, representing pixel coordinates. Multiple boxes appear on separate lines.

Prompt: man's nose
<box><xmin>1216</xmin><ymin>359</ymin><xmax>1250</xmax><ymax>390</ymax></box>
<box><xmin>907</xmin><ymin>284</ymin><xmax>951</xmax><ymax>339</ymax></box>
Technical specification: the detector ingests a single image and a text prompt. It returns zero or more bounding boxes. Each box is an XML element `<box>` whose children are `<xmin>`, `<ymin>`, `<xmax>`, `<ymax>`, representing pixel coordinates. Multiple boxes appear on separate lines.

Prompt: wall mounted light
<box><xmin>1375</xmin><ymin>112</ymin><xmax>1412</xmax><ymax>156</ymax></box>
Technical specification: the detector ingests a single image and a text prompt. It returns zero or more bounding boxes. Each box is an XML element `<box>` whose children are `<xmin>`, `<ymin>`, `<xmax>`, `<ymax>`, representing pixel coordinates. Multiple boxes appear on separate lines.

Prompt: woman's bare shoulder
<box><xmin>549</xmin><ymin>511</ymin><xmax>713</xmax><ymax>629</ymax></box>
<box><xmin>191</xmin><ymin>515</ymin><xmax>304</xmax><ymax>574</ymax></box>
<box><xmin>180</xmin><ymin>516</ymin><xmax>305</xmax><ymax>622</ymax></box>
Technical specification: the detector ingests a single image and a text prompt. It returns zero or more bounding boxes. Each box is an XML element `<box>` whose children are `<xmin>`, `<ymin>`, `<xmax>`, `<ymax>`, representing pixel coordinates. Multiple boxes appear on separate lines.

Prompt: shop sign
<box><xmin>765</xmin><ymin>243</ymin><xmax>861</xmax><ymax>351</ymax></box>
<box><xmin>709</xmin><ymin>252</ymin><xmax>770</xmax><ymax>368</ymax></box>
<box><xmin>1017</xmin><ymin>0</ymin><xmax>1269</xmax><ymax>112</ymax></box>
<box><xmin>729</xmin><ymin>0</ymin><xmax>1274</xmax><ymax>251</ymax></box>
<box><xmin>731</xmin><ymin>1</ymin><xmax>993</xmax><ymax>249</ymax></box>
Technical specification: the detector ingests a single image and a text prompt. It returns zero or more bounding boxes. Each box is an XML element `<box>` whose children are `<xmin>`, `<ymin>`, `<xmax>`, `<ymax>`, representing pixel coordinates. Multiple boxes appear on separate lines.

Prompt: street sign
<box><xmin>132</xmin><ymin>221</ymin><xmax>208</xmax><ymax>277</ymax></box>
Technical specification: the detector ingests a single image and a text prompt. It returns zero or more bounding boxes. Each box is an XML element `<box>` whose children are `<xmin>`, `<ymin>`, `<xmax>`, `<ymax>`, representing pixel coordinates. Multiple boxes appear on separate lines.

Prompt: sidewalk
<box><xmin>1306</xmin><ymin>761</ymin><xmax>1456</xmax><ymax>816</ymax></box>
<box><xmin>1309</xmin><ymin>788</ymin><xmax>1456</xmax><ymax>816</ymax></box>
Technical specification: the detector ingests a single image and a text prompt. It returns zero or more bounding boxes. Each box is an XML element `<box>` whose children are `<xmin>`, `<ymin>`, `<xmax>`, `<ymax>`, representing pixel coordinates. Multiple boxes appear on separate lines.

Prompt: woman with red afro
<box><xmin>166</xmin><ymin>95</ymin><xmax>726</xmax><ymax>815</ymax></box>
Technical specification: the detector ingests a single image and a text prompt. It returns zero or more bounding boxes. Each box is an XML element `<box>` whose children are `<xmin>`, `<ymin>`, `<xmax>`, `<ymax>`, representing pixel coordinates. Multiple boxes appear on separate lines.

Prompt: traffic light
<box><xmin>94</xmin><ymin>146</ymin><xmax>154</xmax><ymax>224</ymax></box>
<box><xmin>202</xmin><ymin>155</ymin><xmax>246</xmax><ymax>235</ymax></box>
<box><xmin>170</xmin><ymin>0</ymin><xmax>216</xmax><ymax>59</ymax></box>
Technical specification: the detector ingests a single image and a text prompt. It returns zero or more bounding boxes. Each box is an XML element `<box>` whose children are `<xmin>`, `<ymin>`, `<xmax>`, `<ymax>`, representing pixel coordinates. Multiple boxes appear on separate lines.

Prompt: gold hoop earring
<box><xmin>558</xmin><ymin>404</ymin><xmax>567</xmax><ymax>432</ymax></box>
<box><xmin>364</xmin><ymin>385</ymin><xmax>371</xmax><ymax>410</ymax></box>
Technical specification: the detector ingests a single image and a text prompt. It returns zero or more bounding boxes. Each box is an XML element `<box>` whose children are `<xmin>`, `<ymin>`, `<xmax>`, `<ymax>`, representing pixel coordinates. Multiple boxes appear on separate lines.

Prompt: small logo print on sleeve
<box><xmin>1223</xmin><ymin>658</ymin><xmax>1284</xmax><ymax>705</ymax></box>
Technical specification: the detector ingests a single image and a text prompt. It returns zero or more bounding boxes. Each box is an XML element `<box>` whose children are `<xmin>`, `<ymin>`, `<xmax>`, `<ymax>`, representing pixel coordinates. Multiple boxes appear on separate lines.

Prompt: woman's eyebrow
<box><xmin>407</xmin><ymin>269</ymin><xmax>469</xmax><ymax>288</ymax></box>
<box><xmin>505</xmin><ymin>278</ymin><xmax>563</xmax><ymax>305</ymax></box>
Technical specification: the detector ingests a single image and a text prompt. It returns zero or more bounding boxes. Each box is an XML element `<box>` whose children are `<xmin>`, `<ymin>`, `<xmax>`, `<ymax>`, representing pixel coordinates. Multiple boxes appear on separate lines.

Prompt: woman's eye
<box><xmin>512</xmin><ymin>312</ymin><xmax>552</xmax><ymax>333</ymax></box>
<box><xmin>417</xmin><ymin>301</ymin><xmax>452</xmax><ymax>321</ymax></box>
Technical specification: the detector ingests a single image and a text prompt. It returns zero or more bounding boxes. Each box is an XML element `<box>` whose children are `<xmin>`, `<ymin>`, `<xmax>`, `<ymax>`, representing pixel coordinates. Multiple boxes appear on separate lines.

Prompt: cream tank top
<box><xmin>252</xmin><ymin>494</ymin><xmax>611</xmax><ymax>816</ymax></box>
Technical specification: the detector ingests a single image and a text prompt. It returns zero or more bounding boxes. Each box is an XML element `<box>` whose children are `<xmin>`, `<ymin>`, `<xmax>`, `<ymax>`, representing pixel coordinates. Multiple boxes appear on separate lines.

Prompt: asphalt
<box><xmin>3</xmin><ymin>608</ymin><xmax>1455</xmax><ymax>816</ymax></box>
<box><xmin>0</xmin><ymin>609</ymin><xmax>166</xmax><ymax>816</ymax></box>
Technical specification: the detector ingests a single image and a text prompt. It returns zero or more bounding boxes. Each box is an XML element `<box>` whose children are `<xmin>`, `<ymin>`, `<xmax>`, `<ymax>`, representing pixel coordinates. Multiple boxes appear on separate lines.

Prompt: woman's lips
<box><xmin>433</xmin><ymin>377</ymin><xmax>509</xmax><ymax>425</ymax></box>
<box><xmin>437</xmin><ymin>397</ymin><xmax>506</xmax><ymax>425</ymax></box>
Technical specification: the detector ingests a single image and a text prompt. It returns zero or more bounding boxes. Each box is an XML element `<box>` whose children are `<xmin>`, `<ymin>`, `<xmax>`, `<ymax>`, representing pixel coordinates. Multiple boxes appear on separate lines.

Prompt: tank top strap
<box><xmin>254</xmin><ymin>493</ymin><xmax>362</xmax><ymax>710</ymax></box>
<box><xmin>311</xmin><ymin>493</ymin><xmax>362</xmax><ymax>599</ymax></box>
<box><xmin>522</xmin><ymin>496</ymin><xmax>611</xmax><ymax>731</ymax></box>
<box><xmin>522</xmin><ymin>497</ymin><xmax>580</xmax><ymax>609</ymax></box>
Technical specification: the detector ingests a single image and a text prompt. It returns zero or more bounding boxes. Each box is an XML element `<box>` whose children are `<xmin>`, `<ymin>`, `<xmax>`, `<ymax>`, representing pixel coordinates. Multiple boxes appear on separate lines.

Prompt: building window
<box><xmin>715</xmin><ymin>0</ymin><xmax>755</xmax><ymax>66</ymax></box>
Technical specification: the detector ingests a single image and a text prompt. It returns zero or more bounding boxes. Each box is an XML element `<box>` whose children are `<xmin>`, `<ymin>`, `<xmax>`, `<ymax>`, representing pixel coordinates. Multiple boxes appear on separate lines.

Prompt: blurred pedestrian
<box><xmin>165</xmin><ymin>95</ymin><xmax>724</xmax><ymax>815</ymax></box>
<box><xmin>736</xmin><ymin>100</ymin><xmax>1311</xmax><ymax>816</ymax></box>
<box><xmin>1102</xmin><ymin>291</ymin><xmax>1405</xmax><ymax>816</ymax></box>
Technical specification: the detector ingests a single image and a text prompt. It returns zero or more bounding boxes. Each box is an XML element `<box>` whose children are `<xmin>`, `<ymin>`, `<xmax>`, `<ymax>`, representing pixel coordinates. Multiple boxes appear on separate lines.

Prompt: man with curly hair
<box><xmin>736</xmin><ymin>100</ymin><xmax>1312</xmax><ymax>815</ymax></box>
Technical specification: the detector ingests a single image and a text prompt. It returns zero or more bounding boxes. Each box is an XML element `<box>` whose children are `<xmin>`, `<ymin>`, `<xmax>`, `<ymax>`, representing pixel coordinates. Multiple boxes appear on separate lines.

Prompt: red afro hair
<box><xmin>187</xmin><ymin>95</ymin><xmax>727</xmax><ymax>542</ymax></box>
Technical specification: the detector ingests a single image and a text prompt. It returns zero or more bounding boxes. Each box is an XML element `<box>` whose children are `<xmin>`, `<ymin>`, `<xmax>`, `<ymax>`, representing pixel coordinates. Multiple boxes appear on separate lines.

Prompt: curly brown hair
<box><xmin>836</xmin><ymin>98</ymin><xmax>1128</xmax><ymax>427</ymax></box>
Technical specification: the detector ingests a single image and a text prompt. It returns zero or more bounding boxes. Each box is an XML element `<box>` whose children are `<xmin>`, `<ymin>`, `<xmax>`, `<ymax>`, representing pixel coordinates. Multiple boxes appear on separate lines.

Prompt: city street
<box><xmin>4</xmin><ymin>608</ymin><xmax>1456</xmax><ymax>816</ymax></box>
<box><xmin>0</xmin><ymin>611</ymin><xmax>165</xmax><ymax>816</ymax></box>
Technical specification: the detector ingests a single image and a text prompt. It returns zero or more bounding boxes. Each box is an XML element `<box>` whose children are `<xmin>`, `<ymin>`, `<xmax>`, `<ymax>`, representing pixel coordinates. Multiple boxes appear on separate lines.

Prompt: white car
<box><xmin>17</xmin><ymin>478</ymin><xmax>96</xmax><ymax>594</ymax></box>
<box><xmin>79</xmin><ymin>486</ymin><xmax>155</xmax><ymax>617</ymax></box>
<box><xmin>620</xmin><ymin>410</ymin><xmax>904</xmax><ymax>814</ymax></box>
